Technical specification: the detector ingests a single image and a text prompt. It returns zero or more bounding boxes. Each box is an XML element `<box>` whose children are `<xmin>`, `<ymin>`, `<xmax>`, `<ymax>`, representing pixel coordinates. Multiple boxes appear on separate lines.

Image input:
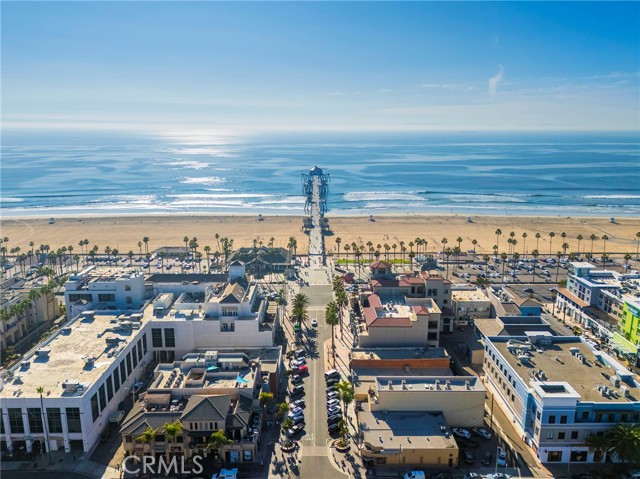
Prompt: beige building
<box><xmin>451</xmin><ymin>286</ymin><xmax>491</xmax><ymax>324</ymax></box>
<box><xmin>358</xmin><ymin>294</ymin><xmax>441</xmax><ymax>348</ymax></box>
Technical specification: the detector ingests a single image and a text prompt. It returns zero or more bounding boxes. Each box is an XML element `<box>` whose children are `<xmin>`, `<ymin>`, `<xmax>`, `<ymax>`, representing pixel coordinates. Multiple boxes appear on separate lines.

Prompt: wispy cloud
<box><xmin>420</xmin><ymin>83</ymin><xmax>473</xmax><ymax>90</ymax></box>
<box><xmin>488</xmin><ymin>64</ymin><xmax>504</xmax><ymax>97</ymax></box>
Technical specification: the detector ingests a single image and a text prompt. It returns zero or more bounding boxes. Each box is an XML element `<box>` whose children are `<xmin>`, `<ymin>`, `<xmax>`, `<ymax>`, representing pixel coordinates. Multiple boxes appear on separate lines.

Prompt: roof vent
<box><xmin>388</xmin><ymin>380</ymin><xmax>393</xmax><ymax>390</ymax></box>
<box><xmin>35</xmin><ymin>348</ymin><xmax>51</xmax><ymax>358</ymax></box>
<box><xmin>401</xmin><ymin>380</ymin><xmax>407</xmax><ymax>390</ymax></box>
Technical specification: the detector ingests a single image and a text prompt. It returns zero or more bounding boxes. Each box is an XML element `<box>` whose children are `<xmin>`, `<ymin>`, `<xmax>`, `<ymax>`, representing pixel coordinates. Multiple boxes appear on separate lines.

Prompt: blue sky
<box><xmin>2</xmin><ymin>1</ymin><xmax>639</xmax><ymax>132</ymax></box>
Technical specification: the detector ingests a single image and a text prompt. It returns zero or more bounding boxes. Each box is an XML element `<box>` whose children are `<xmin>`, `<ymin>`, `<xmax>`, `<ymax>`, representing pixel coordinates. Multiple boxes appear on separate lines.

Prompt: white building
<box><xmin>64</xmin><ymin>266</ymin><xmax>146</xmax><ymax>318</ymax></box>
<box><xmin>451</xmin><ymin>285</ymin><xmax>491</xmax><ymax>324</ymax></box>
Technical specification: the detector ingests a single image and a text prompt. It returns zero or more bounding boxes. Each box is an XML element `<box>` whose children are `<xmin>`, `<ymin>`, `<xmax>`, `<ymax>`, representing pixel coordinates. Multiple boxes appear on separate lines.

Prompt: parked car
<box><xmin>289</xmin><ymin>405</ymin><xmax>303</xmax><ymax>415</ymax></box>
<box><xmin>326</xmin><ymin>385</ymin><xmax>338</xmax><ymax>394</ymax></box>
<box><xmin>291</xmin><ymin>415</ymin><xmax>305</xmax><ymax>425</ymax></box>
<box><xmin>440</xmin><ymin>425</ymin><xmax>451</xmax><ymax>438</ymax></box>
<box><xmin>327</xmin><ymin>407</ymin><xmax>341</xmax><ymax>417</ymax></box>
<box><xmin>324</xmin><ymin>369</ymin><xmax>340</xmax><ymax>381</ymax></box>
<box><xmin>311</xmin><ymin>319</ymin><xmax>318</xmax><ymax>327</ymax></box>
<box><xmin>327</xmin><ymin>391</ymin><xmax>339</xmax><ymax>400</ymax></box>
<box><xmin>487</xmin><ymin>474</ymin><xmax>510</xmax><ymax>479</ymax></box>
<box><xmin>290</xmin><ymin>375</ymin><xmax>302</xmax><ymax>385</ymax></box>
<box><xmin>452</xmin><ymin>427</ymin><xmax>471</xmax><ymax>439</ymax></box>
<box><xmin>291</xmin><ymin>399</ymin><xmax>305</xmax><ymax>408</ymax></box>
<box><xmin>463</xmin><ymin>474</ymin><xmax>483</xmax><ymax>479</ymax></box>
<box><xmin>473</xmin><ymin>427</ymin><xmax>492</xmax><ymax>440</ymax></box>
<box><xmin>463</xmin><ymin>449</ymin><xmax>474</xmax><ymax>464</ymax></box>
<box><xmin>431</xmin><ymin>473</ymin><xmax>452</xmax><ymax>479</ymax></box>
<box><xmin>290</xmin><ymin>385</ymin><xmax>304</xmax><ymax>396</ymax></box>
<box><xmin>403</xmin><ymin>472</ymin><xmax>425</xmax><ymax>479</ymax></box>
<box><xmin>497</xmin><ymin>447</ymin><xmax>507</xmax><ymax>467</ymax></box>
<box><xmin>293</xmin><ymin>364</ymin><xmax>309</xmax><ymax>375</ymax></box>
<box><xmin>291</xmin><ymin>358</ymin><xmax>306</xmax><ymax>367</ymax></box>
<box><xmin>326</xmin><ymin>377</ymin><xmax>340</xmax><ymax>386</ymax></box>
<box><xmin>286</xmin><ymin>423</ymin><xmax>305</xmax><ymax>436</ymax></box>
<box><xmin>294</xmin><ymin>349</ymin><xmax>306</xmax><ymax>358</ymax></box>
<box><xmin>328</xmin><ymin>422</ymin><xmax>341</xmax><ymax>435</ymax></box>
<box><xmin>327</xmin><ymin>398</ymin><xmax>340</xmax><ymax>408</ymax></box>
<box><xmin>327</xmin><ymin>413</ymin><xmax>343</xmax><ymax>424</ymax></box>
<box><xmin>482</xmin><ymin>451</ymin><xmax>493</xmax><ymax>466</ymax></box>
<box><xmin>287</xmin><ymin>408</ymin><xmax>303</xmax><ymax>419</ymax></box>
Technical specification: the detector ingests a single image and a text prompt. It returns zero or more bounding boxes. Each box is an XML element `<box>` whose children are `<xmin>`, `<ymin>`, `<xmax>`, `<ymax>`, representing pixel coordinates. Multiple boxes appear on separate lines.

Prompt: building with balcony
<box><xmin>451</xmin><ymin>285</ymin><xmax>491</xmax><ymax>325</ymax></box>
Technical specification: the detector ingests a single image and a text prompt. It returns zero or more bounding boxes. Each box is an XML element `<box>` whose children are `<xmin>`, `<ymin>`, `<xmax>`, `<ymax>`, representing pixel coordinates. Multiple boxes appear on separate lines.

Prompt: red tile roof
<box><xmin>370</xmin><ymin>261</ymin><xmax>392</xmax><ymax>269</ymax></box>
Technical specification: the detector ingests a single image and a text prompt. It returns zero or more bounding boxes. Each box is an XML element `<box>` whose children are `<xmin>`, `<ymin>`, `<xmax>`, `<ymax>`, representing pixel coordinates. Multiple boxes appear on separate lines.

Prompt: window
<box><xmin>164</xmin><ymin>328</ymin><xmax>175</xmax><ymax>348</ymax></box>
<box><xmin>571</xmin><ymin>431</ymin><xmax>578</xmax><ymax>440</ymax></box>
<box><xmin>142</xmin><ymin>333</ymin><xmax>148</xmax><ymax>354</ymax></box>
<box><xmin>91</xmin><ymin>394</ymin><xmax>99</xmax><ymax>422</ymax></box>
<box><xmin>8</xmin><ymin>408</ymin><xmax>24</xmax><ymax>433</ymax></box>
<box><xmin>126</xmin><ymin>297</ymin><xmax>132</xmax><ymax>304</ymax></box>
<box><xmin>0</xmin><ymin>409</ymin><xmax>3</xmax><ymax>434</ymax></box>
<box><xmin>547</xmin><ymin>451</ymin><xmax>562</xmax><ymax>462</ymax></box>
<box><xmin>546</xmin><ymin>430</ymin><xmax>554</xmax><ymax>439</ymax></box>
<box><xmin>98</xmin><ymin>293</ymin><xmax>116</xmax><ymax>302</ymax></box>
<box><xmin>98</xmin><ymin>385</ymin><xmax>107</xmax><ymax>411</ymax></box>
<box><xmin>560</xmin><ymin>415</ymin><xmax>568</xmax><ymax>424</ymax></box>
<box><xmin>558</xmin><ymin>431</ymin><xmax>566</xmax><ymax>440</ymax></box>
<box><xmin>68</xmin><ymin>293</ymin><xmax>92</xmax><ymax>303</ymax></box>
<box><xmin>47</xmin><ymin>408</ymin><xmax>63</xmax><ymax>433</ymax></box>
<box><xmin>125</xmin><ymin>285</ymin><xmax>131</xmax><ymax>292</ymax></box>
<box><xmin>126</xmin><ymin>352</ymin><xmax>132</xmax><ymax>377</ymax></box>
<box><xmin>137</xmin><ymin>339</ymin><xmax>143</xmax><ymax>361</ymax></box>
<box><xmin>66</xmin><ymin>408</ymin><xmax>82</xmax><ymax>433</ymax></box>
<box><xmin>106</xmin><ymin>377</ymin><xmax>114</xmax><ymax>402</ymax></box>
<box><xmin>152</xmin><ymin>328</ymin><xmax>163</xmax><ymax>348</ymax></box>
<box><xmin>27</xmin><ymin>408</ymin><xmax>44</xmax><ymax>433</ymax></box>
<box><xmin>113</xmin><ymin>368</ymin><xmax>120</xmax><ymax>392</ymax></box>
<box><xmin>581</xmin><ymin>411</ymin><xmax>589</xmax><ymax>420</ymax></box>
<box><xmin>548</xmin><ymin>415</ymin><xmax>556</xmax><ymax>424</ymax></box>
<box><xmin>120</xmin><ymin>360</ymin><xmax>127</xmax><ymax>380</ymax></box>
<box><xmin>132</xmin><ymin>345</ymin><xmax>139</xmax><ymax>368</ymax></box>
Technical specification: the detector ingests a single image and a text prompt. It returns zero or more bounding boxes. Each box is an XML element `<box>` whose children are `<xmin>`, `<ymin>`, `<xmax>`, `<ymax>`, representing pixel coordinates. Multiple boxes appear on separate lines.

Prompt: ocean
<box><xmin>1</xmin><ymin>130</ymin><xmax>639</xmax><ymax>218</ymax></box>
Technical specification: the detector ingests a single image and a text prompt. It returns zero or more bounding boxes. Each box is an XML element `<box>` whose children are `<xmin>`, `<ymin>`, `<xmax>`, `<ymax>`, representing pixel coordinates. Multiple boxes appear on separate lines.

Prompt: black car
<box><xmin>327</xmin><ymin>413</ymin><xmax>343</xmax><ymax>424</ymax></box>
<box><xmin>290</xmin><ymin>385</ymin><xmax>304</xmax><ymax>396</ymax></box>
<box><xmin>328</xmin><ymin>422</ymin><xmax>341</xmax><ymax>435</ymax></box>
<box><xmin>326</xmin><ymin>377</ymin><xmax>340</xmax><ymax>386</ymax></box>
<box><xmin>432</xmin><ymin>473</ymin><xmax>452</xmax><ymax>479</ymax></box>
<box><xmin>481</xmin><ymin>451</ymin><xmax>492</xmax><ymax>466</ymax></box>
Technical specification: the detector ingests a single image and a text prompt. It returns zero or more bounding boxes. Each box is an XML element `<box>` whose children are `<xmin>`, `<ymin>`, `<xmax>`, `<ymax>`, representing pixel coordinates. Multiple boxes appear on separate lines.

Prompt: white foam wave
<box><xmin>582</xmin><ymin>195</ymin><xmax>640</xmax><ymax>200</ymax></box>
<box><xmin>167</xmin><ymin>193</ymin><xmax>270</xmax><ymax>199</ymax></box>
<box><xmin>179</xmin><ymin>176</ymin><xmax>227</xmax><ymax>186</ymax></box>
<box><xmin>161</xmin><ymin>147</ymin><xmax>239</xmax><ymax>158</ymax></box>
<box><xmin>343</xmin><ymin>191</ymin><xmax>425</xmax><ymax>202</ymax></box>
<box><xmin>0</xmin><ymin>197</ymin><xmax>24</xmax><ymax>203</ymax></box>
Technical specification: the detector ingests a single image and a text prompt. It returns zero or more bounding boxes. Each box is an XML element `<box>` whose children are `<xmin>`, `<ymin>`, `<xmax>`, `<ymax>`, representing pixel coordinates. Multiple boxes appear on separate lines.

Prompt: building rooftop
<box><xmin>351</xmin><ymin>347</ymin><xmax>449</xmax><ymax>361</ymax></box>
<box><xmin>452</xmin><ymin>289</ymin><xmax>491</xmax><ymax>302</ymax></box>
<box><xmin>375</xmin><ymin>375</ymin><xmax>486</xmax><ymax>393</ymax></box>
<box><xmin>362</xmin><ymin>294</ymin><xmax>438</xmax><ymax>328</ymax></box>
<box><xmin>0</xmin><ymin>310</ymin><xmax>149</xmax><ymax>398</ymax></box>
<box><xmin>491</xmin><ymin>337</ymin><xmax>640</xmax><ymax>403</ymax></box>
<box><xmin>359</xmin><ymin>410</ymin><xmax>458</xmax><ymax>452</ymax></box>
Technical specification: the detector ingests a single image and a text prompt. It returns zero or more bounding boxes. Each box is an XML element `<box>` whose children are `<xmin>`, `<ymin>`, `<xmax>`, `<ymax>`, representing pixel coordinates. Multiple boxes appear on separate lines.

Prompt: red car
<box><xmin>295</xmin><ymin>365</ymin><xmax>309</xmax><ymax>374</ymax></box>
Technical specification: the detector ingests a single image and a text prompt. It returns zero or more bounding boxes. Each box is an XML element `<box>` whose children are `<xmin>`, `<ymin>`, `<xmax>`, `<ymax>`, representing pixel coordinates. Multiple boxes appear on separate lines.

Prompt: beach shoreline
<box><xmin>2</xmin><ymin>213</ymin><xmax>639</xmax><ymax>256</ymax></box>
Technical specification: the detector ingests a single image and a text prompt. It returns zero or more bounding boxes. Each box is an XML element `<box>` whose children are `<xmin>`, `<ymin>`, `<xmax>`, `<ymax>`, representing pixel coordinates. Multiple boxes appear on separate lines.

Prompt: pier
<box><xmin>302</xmin><ymin>166</ymin><xmax>330</xmax><ymax>269</ymax></box>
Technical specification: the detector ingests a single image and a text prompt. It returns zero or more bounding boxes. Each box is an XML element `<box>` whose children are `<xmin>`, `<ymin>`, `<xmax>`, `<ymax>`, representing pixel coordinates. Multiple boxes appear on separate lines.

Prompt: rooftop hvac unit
<box><xmin>61</xmin><ymin>327</ymin><xmax>72</xmax><ymax>335</ymax></box>
<box><xmin>83</xmin><ymin>356</ymin><xmax>95</xmax><ymax>367</ymax></box>
<box><xmin>609</xmin><ymin>376</ymin><xmax>620</xmax><ymax>387</ymax></box>
<box><xmin>401</xmin><ymin>380</ymin><xmax>407</xmax><ymax>390</ymax></box>
<box><xmin>445</xmin><ymin>380</ymin><xmax>451</xmax><ymax>390</ymax></box>
<box><xmin>569</xmin><ymin>347</ymin><xmax>580</xmax><ymax>355</ymax></box>
<box><xmin>387</xmin><ymin>380</ymin><xmax>393</xmax><ymax>390</ymax></box>
<box><xmin>620</xmin><ymin>385</ymin><xmax>630</xmax><ymax>397</ymax></box>
<box><xmin>20</xmin><ymin>361</ymin><xmax>30</xmax><ymax>370</ymax></box>
<box><xmin>35</xmin><ymin>348</ymin><xmax>51</xmax><ymax>358</ymax></box>
<box><xmin>62</xmin><ymin>380</ymin><xmax>80</xmax><ymax>392</ymax></box>
<box><xmin>105</xmin><ymin>337</ymin><xmax>120</xmax><ymax>345</ymax></box>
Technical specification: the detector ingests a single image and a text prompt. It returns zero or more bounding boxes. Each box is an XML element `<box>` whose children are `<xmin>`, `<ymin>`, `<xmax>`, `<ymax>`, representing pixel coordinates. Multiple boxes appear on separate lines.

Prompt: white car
<box><xmin>327</xmin><ymin>398</ymin><xmax>340</xmax><ymax>408</ymax></box>
<box><xmin>311</xmin><ymin>319</ymin><xmax>318</xmax><ymax>327</ymax></box>
<box><xmin>452</xmin><ymin>427</ymin><xmax>471</xmax><ymax>439</ymax></box>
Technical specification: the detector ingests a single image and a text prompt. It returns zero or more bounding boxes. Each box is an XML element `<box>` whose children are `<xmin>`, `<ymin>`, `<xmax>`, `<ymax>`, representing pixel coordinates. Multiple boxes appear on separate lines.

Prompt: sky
<box><xmin>2</xmin><ymin>1</ymin><xmax>639</xmax><ymax>132</ymax></box>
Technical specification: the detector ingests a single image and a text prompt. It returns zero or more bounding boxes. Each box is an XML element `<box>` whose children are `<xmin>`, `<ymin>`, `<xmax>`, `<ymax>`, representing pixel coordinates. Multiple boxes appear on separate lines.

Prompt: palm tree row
<box><xmin>325</xmin><ymin>301</ymin><xmax>339</xmax><ymax>366</ymax></box>
<box><xmin>291</xmin><ymin>292</ymin><xmax>309</xmax><ymax>328</ymax></box>
<box><xmin>332</xmin><ymin>276</ymin><xmax>349</xmax><ymax>339</ymax></box>
<box><xmin>0</xmin><ymin>271</ymin><xmax>66</xmax><ymax>322</ymax></box>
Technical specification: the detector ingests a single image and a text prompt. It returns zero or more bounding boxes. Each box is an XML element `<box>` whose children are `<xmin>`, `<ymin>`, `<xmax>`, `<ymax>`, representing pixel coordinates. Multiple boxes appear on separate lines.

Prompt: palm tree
<box><xmin>606</xmin><ymin>424</ymin><xmax>640</xmax><ymax>464</ymax></box>
<box><xmin>441</xmin><ymin>238</ymin><xmax>448</xmax><ymax>258</ymax></box>
<box><xmin>137</xmin><ymin>241</ymin><xmax>143</xmax><ymax>255</ymax></box>
<box><xmin>325</xmin><ymin>301</ymin><xmax>339</xmax><ymax>366</ymax></box>
<box><xmin>143</xmin><ymin>237</ymin><xmax>150</xmax><ymax>254</ymax></box>
<box><xmin>521</xmin><ymin>232</ymin><xmax>528</xmax><ymax>256</ymax></box>
<box><xmin>336</xmin><ymin>289</ymin><xmax>348</xmax><ymax>340</ymax></box>
<box><xmin>562</xmin><ymin>242</ymin><xmax>569</xmax><ymax>256</ymax></box>
<box><xmin>292</xmin><ymin>293</ymin><xmax>309</xmax><ymax>328</ymax></box>
<box><xmin>548</xmin><ymin>232</ymin><xmax>555</xmax><ymax>256</ymax></box>
<box><xmin>576</xmin><ymin>234</ymin><xmax>584</xmax><ymax>256</ymax></box>
<box><xmin>495</xmin><ymin>229</ymin><xmax>502</xmax><ymax>253</ymax></box>
<box><xmin>337</xmin><ymin>380</ymin><xmax>355</xmax><ymax>427</ymax></box>
<box><xmin>36</xmin><ymin>386</ymin><xmax>51</xmax><ymax>459</ymax></box>
<box><xmin>590</xmin><ymin>234</ymin><xmax>598</xmax><ymax>257</ymax></box>
<box><xmin>183</xmin><ymin>236</ymin><xmax>190</xmax><ymax>255</ymax></box>
<box><xmin>531</xmin><ymin>249</ymin><xmax>539</xmax><ymax>284</ymax></box>
<box><xmin>444</xmin><ymin>247</ymin><xmax>453</xmax><ymax>279</ymax></box>
<box><xmin>135</xmin><ymin>427</ymin><xmax>157</xmax><ymax>452</ymax></box>
<box><xmin>207</xmin><ymin>429</ymin><xmax>234</xmax><ymax>464</ymax></box>
<box><xmin>555</xmin><ymin>251</ymin><xmax>562</xmax><ymax>282</ymax></box>
<box><xmin>471</xmin><ymin>239</ymin><xmax>478</xmax><ymax>258</ymax></box>
<box><xmin>275</xmin><ymin>402</ymin><xmax>288</xmax><ymax>421</ymax></box>
<box><xmin>636</xmin><ymin>231</ymin><xmax>640</xmax><ymax>259</ymax></box>
<box><xmin>483</xmin><ymin>254</ymin><xmax>490</xmax><ymax>276</ymax></box>
<box><xmin>602</xmin><ymin>234</ymin><xmax>609</xmax><ymax>258</ymax></box>
<box><xmin>163</xmin><ymin>421</ymin><xmax>182</xmax><ymax>461</ymax></box>
<box><xmin>500</xmin><ymin>252</ymin><xmax>508</xmax><ymax>281</ymax></box>
<box><xmin>585</xmin><ymin>433</ymin><xmax>610</xmax><ymax>463</ymax></box>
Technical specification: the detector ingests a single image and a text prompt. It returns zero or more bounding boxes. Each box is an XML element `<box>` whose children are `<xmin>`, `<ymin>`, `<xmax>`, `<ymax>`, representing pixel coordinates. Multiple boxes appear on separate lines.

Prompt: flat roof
<box><xmin>1</xmin><ymin>311</ymin><xmax>149</xmax><ymax>398</ymax></box>
<box><xmin>376</xmin><ymin>375</ymin><xmax>486</xmax><ymax>393</ymax></box>
<box><xmin>360</xmin><ymin>409</ymin><xmax>458</xmax><ymax>451</ymax></box>
<box><xmin>492</xmin><ymin>338</ymin><xmax>640</xmax><ymax>403</ymax></box>
<box><xmin>452</xmin><ymin>289</ymin><xmax>490</xmax><ymax>302</ymax></box>
<box><xmin>352</xmin><ymin>347</ymin><xmax>449</xmax><ymax>361</ymax></box>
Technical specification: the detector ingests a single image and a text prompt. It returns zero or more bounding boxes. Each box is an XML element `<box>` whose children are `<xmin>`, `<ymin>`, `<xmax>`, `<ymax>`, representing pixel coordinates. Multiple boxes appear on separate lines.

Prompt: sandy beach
<box><xmin>2</xmin><ymin>214</ymin><xmax>639</xmax><ymax>257</ymax></box>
